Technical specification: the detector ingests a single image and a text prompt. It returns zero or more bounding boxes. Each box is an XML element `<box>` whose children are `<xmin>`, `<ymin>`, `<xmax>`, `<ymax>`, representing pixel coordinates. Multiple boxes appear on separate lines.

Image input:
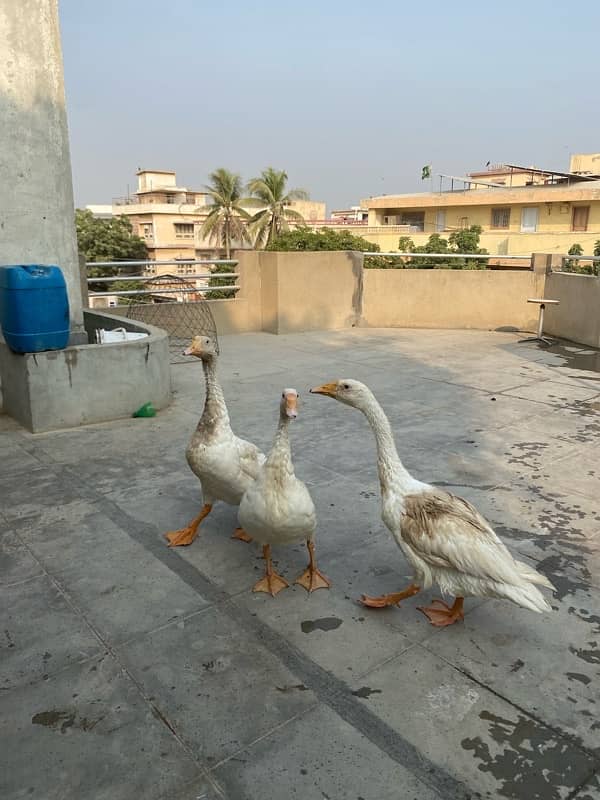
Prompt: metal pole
<box><xmin>537</xmin><ymin>304</ymin><xmax>545</xmax><ymax>339</ymax></box>
<box><xmin>85</xmin><ymin>259</ymin><xmax>238</xmax><ymax>268</ymax></box>
<box><xmin>87</xmin><ymin>273</ymin><xmax>239</xmax><ymax>283</ymax></box>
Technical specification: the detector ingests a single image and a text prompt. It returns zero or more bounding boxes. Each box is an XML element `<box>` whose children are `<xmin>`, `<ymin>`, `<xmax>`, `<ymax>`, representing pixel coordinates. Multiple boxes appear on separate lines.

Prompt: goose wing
<box><xmin>236</xmin><ymin>436</ymin><xmax>266</xmax><ymax>481</ymax></box>
<box><xmin>401</xmin><ymin>490</ymin><xmax>526</xmax><ymax>585</ymax></box>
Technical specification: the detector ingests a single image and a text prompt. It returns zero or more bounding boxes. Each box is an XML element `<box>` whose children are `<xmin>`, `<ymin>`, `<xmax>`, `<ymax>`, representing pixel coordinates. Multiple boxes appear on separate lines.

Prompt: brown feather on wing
<box><xmin>400</xmin><ymin>491</ymin><xmax>521</xmax><ymax>584</ymax></box>
<box><xmin>403</xmin><ymin>491</ymin><xmax>491</xmax><ymax>537</ymax></box>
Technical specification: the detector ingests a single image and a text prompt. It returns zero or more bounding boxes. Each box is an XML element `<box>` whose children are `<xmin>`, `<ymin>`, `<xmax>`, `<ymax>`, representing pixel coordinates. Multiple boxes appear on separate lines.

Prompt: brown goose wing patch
<box><xmin>400</xmin><ymin>491</ymin><xmax>520</xmax><ymax>583</ymax></box>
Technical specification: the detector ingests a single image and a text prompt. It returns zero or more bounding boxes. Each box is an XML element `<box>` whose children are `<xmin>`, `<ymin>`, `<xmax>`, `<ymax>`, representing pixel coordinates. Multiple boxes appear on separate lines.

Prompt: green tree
<box><xmin>592</xmin><ymin>241</ymin><xmax>600</xmax><ymax>276</ymax></box>
<box><xmin>205</xmin><ymin>262</ymin><xmax>238</xmax><ymax>300</ymax></box>
<box><xmin>446</xmin><ymin>225</ymin><xmax>488</xmax><ymax>269</ymax></box>
<box><xmin>76</xmin><ymin>209</ymin><xmax>148</xmax><ymax>294</ymax></box>
<box><xmin>266</xmin><ymin>226</ymin><xmax>395</xmax><ymax>268</ymax></box>
<box><xmin>246</xmin><ymin>168</ymin><xmax>308</xmax><ymax>249</ymax></box>
<box><xmin>398</xmin><ymin>236</ymin><xmax>416</xmax><ymax>252</ymax></box>
<box><xmin>448</xmin><ymin>225</ymin><xmax>484</xmax><ymax>253</ymax></box>
<box><xmin>564</xmin><ymin>242</ymin><xmax>599</xmax><ymax>274</ymax></box>
<box><xmin>200</xmin><ymin>168</ymin><xmax>250</xmax><ymax>259</ymax></box>
<box><xmin>399</xmin><ymin>225</ymin><xmax>488</xmax><ymax>269</ymax></box>
<box><xmin>564</xmin><ymin>243</ymin><xmax>583</xmax><ymax>272</ymax></box>
<box><xmin>408</xmin><ymin>233</ymin><xmax>449</xmax><ymax>268</ymax></box>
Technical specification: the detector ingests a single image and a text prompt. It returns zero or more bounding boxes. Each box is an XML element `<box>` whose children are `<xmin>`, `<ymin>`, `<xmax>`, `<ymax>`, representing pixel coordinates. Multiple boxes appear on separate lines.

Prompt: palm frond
<box><xmin>241</xmin><ymin>196</ymin><xmax>267</xmax><ymax>209</ymax></box>
<box><xmin>245</xmin><ymin>167</ymin><xmax>309</xmax><ymax>249</ymax></box>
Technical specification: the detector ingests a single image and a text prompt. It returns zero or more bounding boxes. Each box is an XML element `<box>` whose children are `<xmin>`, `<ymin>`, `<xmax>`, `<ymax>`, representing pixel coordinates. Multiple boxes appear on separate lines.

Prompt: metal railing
<box><xmin>86</xmin><ymin>259</ymin><xmax>240</xmax><ymax>299</ymax></box>
<box><xmin>365</xmin><ymin>252</ymin><xmax>528</xmax><ymax>260</ymax></box>
<box><xmin>361</xmin><ymin>251</ymin><xmax>530</xmax><ymax>269</ymax></box>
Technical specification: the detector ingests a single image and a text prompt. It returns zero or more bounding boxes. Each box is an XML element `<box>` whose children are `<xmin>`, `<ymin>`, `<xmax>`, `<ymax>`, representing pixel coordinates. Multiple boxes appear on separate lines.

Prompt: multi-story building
<box><xmin>88</xmin><ymin>170</ymin><xmax>326</xmax><ymax>277</ymax></box>
<box><xmin>358</xmin><ymin>154</ymin><xmax>600</xmax><ymax>257</ymax></box>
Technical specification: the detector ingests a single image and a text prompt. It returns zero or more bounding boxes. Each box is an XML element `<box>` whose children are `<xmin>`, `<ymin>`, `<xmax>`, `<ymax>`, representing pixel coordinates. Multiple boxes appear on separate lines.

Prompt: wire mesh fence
<box><xmin>86</xmin><ymin>262</ymin><xmax>229</xmax><ymax>364</ymax></box>
<box><xmin>122</xmin><ymin>297</ymin><xmax>219</xmax><ymax>364</ymax></box>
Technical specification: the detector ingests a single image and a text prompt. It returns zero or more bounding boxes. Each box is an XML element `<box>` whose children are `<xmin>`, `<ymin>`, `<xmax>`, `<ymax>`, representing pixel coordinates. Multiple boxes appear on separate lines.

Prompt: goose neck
<box><xmin>201</xmin><ymin>357</ymin><xmax>230</xmax><ymax>428</ymax></box>
<box><xmin>266</xmin><ymin>415</ymin><xmax>294</xmax><ymax>479</ymax></box>
<box><xmin>361</xmin><ymin>396</ymin><xmax>411</xmax><ymax>491</ymax></box>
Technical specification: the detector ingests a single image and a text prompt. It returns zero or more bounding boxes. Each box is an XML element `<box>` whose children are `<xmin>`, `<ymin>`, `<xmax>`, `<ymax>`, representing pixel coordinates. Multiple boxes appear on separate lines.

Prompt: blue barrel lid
<box><xmin>0</xmin><ymin>264</ymin><xmax>67</xmax><ymax>289</ymax></box>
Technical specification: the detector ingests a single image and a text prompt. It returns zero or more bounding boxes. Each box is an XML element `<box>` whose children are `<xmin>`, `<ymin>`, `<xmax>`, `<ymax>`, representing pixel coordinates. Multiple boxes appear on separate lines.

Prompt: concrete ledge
<box><xmin>0</xmin><ymin>310</ymin><xmax>171</xmax><ymax>432</ymax></box>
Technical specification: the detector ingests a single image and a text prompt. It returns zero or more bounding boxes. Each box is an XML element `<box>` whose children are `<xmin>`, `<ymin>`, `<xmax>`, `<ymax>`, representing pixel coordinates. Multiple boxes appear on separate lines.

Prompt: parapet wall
<box><xmin>361</xmin><ymin>269</ymin><xmax>543</xmax><ymax>332</ymax></box>
<box><xmin>201</xmin><ymin>251</ymin><xmax>546</xmax><ymax>337</ymax></box>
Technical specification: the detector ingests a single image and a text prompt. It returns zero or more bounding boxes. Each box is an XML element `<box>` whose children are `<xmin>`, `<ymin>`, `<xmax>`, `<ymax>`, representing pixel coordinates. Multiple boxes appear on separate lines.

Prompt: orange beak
<box><xmin>285</xmin><ymin>393</ymin><xmax>298</xmax><ymax>418</ymax></box>
<box><xmin>310</xmin><ymin>382</ymin><xmax>338</xmax><ymax>398</ymax></box>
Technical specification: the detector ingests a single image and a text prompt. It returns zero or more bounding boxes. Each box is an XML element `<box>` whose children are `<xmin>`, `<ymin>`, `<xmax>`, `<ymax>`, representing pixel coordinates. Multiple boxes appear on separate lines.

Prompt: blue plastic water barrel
<box><xmin>0</xmin><ymin>264</ymin><xmax>70</xmax><ymax>353</ymax></box>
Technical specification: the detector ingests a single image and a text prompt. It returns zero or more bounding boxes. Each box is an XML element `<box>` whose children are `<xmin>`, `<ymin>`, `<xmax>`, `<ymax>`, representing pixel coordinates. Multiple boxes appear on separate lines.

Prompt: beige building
<box><xmin>88</xmin><ymin>170</ymin><xmax>326</xmax><ymax>277</ymax></box>
<box><xmin>358</xmin><ymin>154</ymin><xmax>600</xmax><ymax>257</ymax></box>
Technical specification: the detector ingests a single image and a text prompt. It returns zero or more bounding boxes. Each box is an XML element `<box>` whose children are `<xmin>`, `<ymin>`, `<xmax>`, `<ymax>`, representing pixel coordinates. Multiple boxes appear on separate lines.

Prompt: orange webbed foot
<box><xmin>360</xmin><ymin>584</ymin><xmax>420</xmax><ymax>609</ymax></box>
<box><xmin>253</xmin><ymin>572</ymin><xmax>289</xmax><ymax>597</ymax></box>
<box><xmin>417</xmin><ymin>597</ymin><xmax>464</xmax><ymax>627</ymax></box>
<box><xmin>232</xmin><ymin>527</ymin><xmax>253</xmax><ymax>543</ymax></box>
<box><xmin>165</xmin><ymin>504</ymin><xmax>212</xmax><ymax>547</ymax></box>
<box><xmin>165</xmin><ymin>527</ymin><xmax>198</xmax><ymax>547</ymax></box>
<box><xmin>295</xmin><ymin>567</ymin><xmax>331</xmax><ymax>593</ymax></box>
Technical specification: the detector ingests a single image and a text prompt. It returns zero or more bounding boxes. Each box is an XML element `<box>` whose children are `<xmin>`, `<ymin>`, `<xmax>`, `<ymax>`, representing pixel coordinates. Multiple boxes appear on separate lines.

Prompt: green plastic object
<box><xmin>132</xmin><ymin>402</ymin><xmax>156</xmax><ymax>418</ymax></box>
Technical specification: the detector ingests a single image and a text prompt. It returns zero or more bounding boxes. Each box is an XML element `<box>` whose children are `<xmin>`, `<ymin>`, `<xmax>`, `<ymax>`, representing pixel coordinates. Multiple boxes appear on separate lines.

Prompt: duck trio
<box><xmin>165</xmin><ymin>335</ymin><xmax>554</xmax><ymax>628</ymax></box>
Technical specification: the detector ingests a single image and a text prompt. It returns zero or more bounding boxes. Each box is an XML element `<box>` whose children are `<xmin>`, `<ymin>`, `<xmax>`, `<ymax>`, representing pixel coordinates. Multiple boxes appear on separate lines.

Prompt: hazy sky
<box><xmin>60</xmin><ymin>0</ymin><xmax>600</xmax><ymax>213</ymax></box>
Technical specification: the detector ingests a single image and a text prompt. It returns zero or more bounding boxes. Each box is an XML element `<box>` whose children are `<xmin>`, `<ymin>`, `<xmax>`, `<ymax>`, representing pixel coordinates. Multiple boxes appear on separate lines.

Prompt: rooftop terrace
<box><xmin>1</xmin><ymin>328</ymin><xmax>600</xmax><ymax>800</ymax></box>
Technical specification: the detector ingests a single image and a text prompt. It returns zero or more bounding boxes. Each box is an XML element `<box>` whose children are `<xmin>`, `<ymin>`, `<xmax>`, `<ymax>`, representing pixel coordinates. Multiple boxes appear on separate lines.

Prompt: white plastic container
<box><xmin>95</xmin><ymin>327</ymin><xmax>148</xmax><ymax>344</ymax></box>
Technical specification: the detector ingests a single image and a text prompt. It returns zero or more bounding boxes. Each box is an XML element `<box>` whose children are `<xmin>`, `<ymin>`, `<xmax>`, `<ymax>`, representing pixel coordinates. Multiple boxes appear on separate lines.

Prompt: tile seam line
<box><xmin>13</xmin><ymin>440</ymin><xmax>469</xmax><ymax>800</ymax></box>
<box><xmin>11</xmin><ymin>526</ymin><xmax>227</xmax><ymax>800</ymax></box>
<box><xmin>208</xmin><ymin>704</ymin><xmax>319</xmax><ymax>771</ymax></box>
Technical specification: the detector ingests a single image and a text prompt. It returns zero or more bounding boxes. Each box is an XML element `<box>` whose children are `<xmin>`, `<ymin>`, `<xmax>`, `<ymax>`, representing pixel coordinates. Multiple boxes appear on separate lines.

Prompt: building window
<box><xmin>491</xmin><ymin>207</ymin><xmax>511</xmax><ymax>229</ymax></box>
<box><xmin>174</xmin><ymin>223</ymin><xmax>194</xmax><ymax>239</ymax></box>
<box><xmin>520</xmin><ymin>207</ymin><xmax>538</xmax><ymax>233</ymax></box>
<box><xmin>459</xmin><ymin>216</ymin><xmax>469</xmax><ymax>229</ymax></box>
<box><xmin>140</xmin><ymin>223</ymin><xmax>153</xmax><ymax>239</ymax></box>
<box><xmin>400</xmin><ymin>211</ymin><xmax>425</xmax><ymax>231</ymax></box>
<box><xmin>572</xmin><ymin>206</ymin><xmax>590</xmax><ymax>232</ymax></box>
<box><xmin>144</xmin><ymin>261</ymin><xmax>157</xmax><ymax>276</ymax></box>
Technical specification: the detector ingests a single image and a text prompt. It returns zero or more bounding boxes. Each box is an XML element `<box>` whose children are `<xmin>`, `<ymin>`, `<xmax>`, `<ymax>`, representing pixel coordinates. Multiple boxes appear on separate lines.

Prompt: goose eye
<box><xmin>343</xmin><ymin>383</ymin><xmax>350</xmax><ymax>390</ymax></box>
<box><xmin>282</xmin><ymin>393</ymin><xmax>285</xmax><ymax>398</ymax></box>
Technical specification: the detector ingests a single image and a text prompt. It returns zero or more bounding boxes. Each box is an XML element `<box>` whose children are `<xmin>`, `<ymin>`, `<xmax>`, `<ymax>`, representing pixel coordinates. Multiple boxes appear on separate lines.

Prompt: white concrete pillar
<box><xmin>0</xmin><ymin>0</ymin><xmax>84</xmax><ymax>332</ymax></box>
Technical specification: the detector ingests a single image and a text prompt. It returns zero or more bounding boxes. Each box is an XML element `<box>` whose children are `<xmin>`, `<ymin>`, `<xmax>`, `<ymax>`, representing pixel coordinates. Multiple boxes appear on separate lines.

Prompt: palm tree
<box><xmin>200</xmin><ymin>168</ymin><xmax>250</xmax><ymax>259</ymax></box>
<box><xmin>246</xmin><ymin>168</ymin><xmax>309</xmax><ymax>249</ymax></box>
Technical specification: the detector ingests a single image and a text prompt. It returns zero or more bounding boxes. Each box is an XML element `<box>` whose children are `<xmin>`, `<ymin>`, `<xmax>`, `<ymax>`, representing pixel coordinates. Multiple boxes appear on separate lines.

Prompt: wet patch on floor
<box><xmin>301</xmin><ymin>617</ymin><xmax>343</xmax><ymax>634</ymax></box>
<box><xmin>461</xmin><ymin>709</ymin><xmax>594</xmax><ymax>800</ymax></box>
<box><xmin>544</xmin><ymin>342</ymin><xmax>600</xmax><ymax>379</ymax></box>
<box><xmin>351</xmin><ymin>686</ymin><xmax>382</xmax><ymax>699</ymax></box>
<box><xmin>31</xmin><ymin>708</ymin><xmax>103</xmax><ymax>734</ymax></box>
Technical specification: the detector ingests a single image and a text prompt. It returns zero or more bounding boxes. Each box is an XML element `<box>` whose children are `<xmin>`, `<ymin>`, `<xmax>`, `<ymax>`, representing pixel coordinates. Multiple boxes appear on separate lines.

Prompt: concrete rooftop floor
<box><xmin>1</xmin><ymin>328</ymin><xmax>600</xmax><ymax>800</ymax></box>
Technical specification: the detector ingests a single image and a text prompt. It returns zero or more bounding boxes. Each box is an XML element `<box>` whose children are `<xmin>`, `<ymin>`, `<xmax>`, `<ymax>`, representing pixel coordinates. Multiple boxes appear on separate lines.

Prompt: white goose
<box><xmin>311</xmin><ymin>379</ymin><xmax>554</xmax><ymax>626</ymax></box>
<box><xmin>165</xmin><ymin>335</ymin><xmax>265</xmax><ymax>547</ymax></box>
<box><xmin>238</xmin><ymin>388</ymin><xmax>330</xmax><ymax>596</ymax></box>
